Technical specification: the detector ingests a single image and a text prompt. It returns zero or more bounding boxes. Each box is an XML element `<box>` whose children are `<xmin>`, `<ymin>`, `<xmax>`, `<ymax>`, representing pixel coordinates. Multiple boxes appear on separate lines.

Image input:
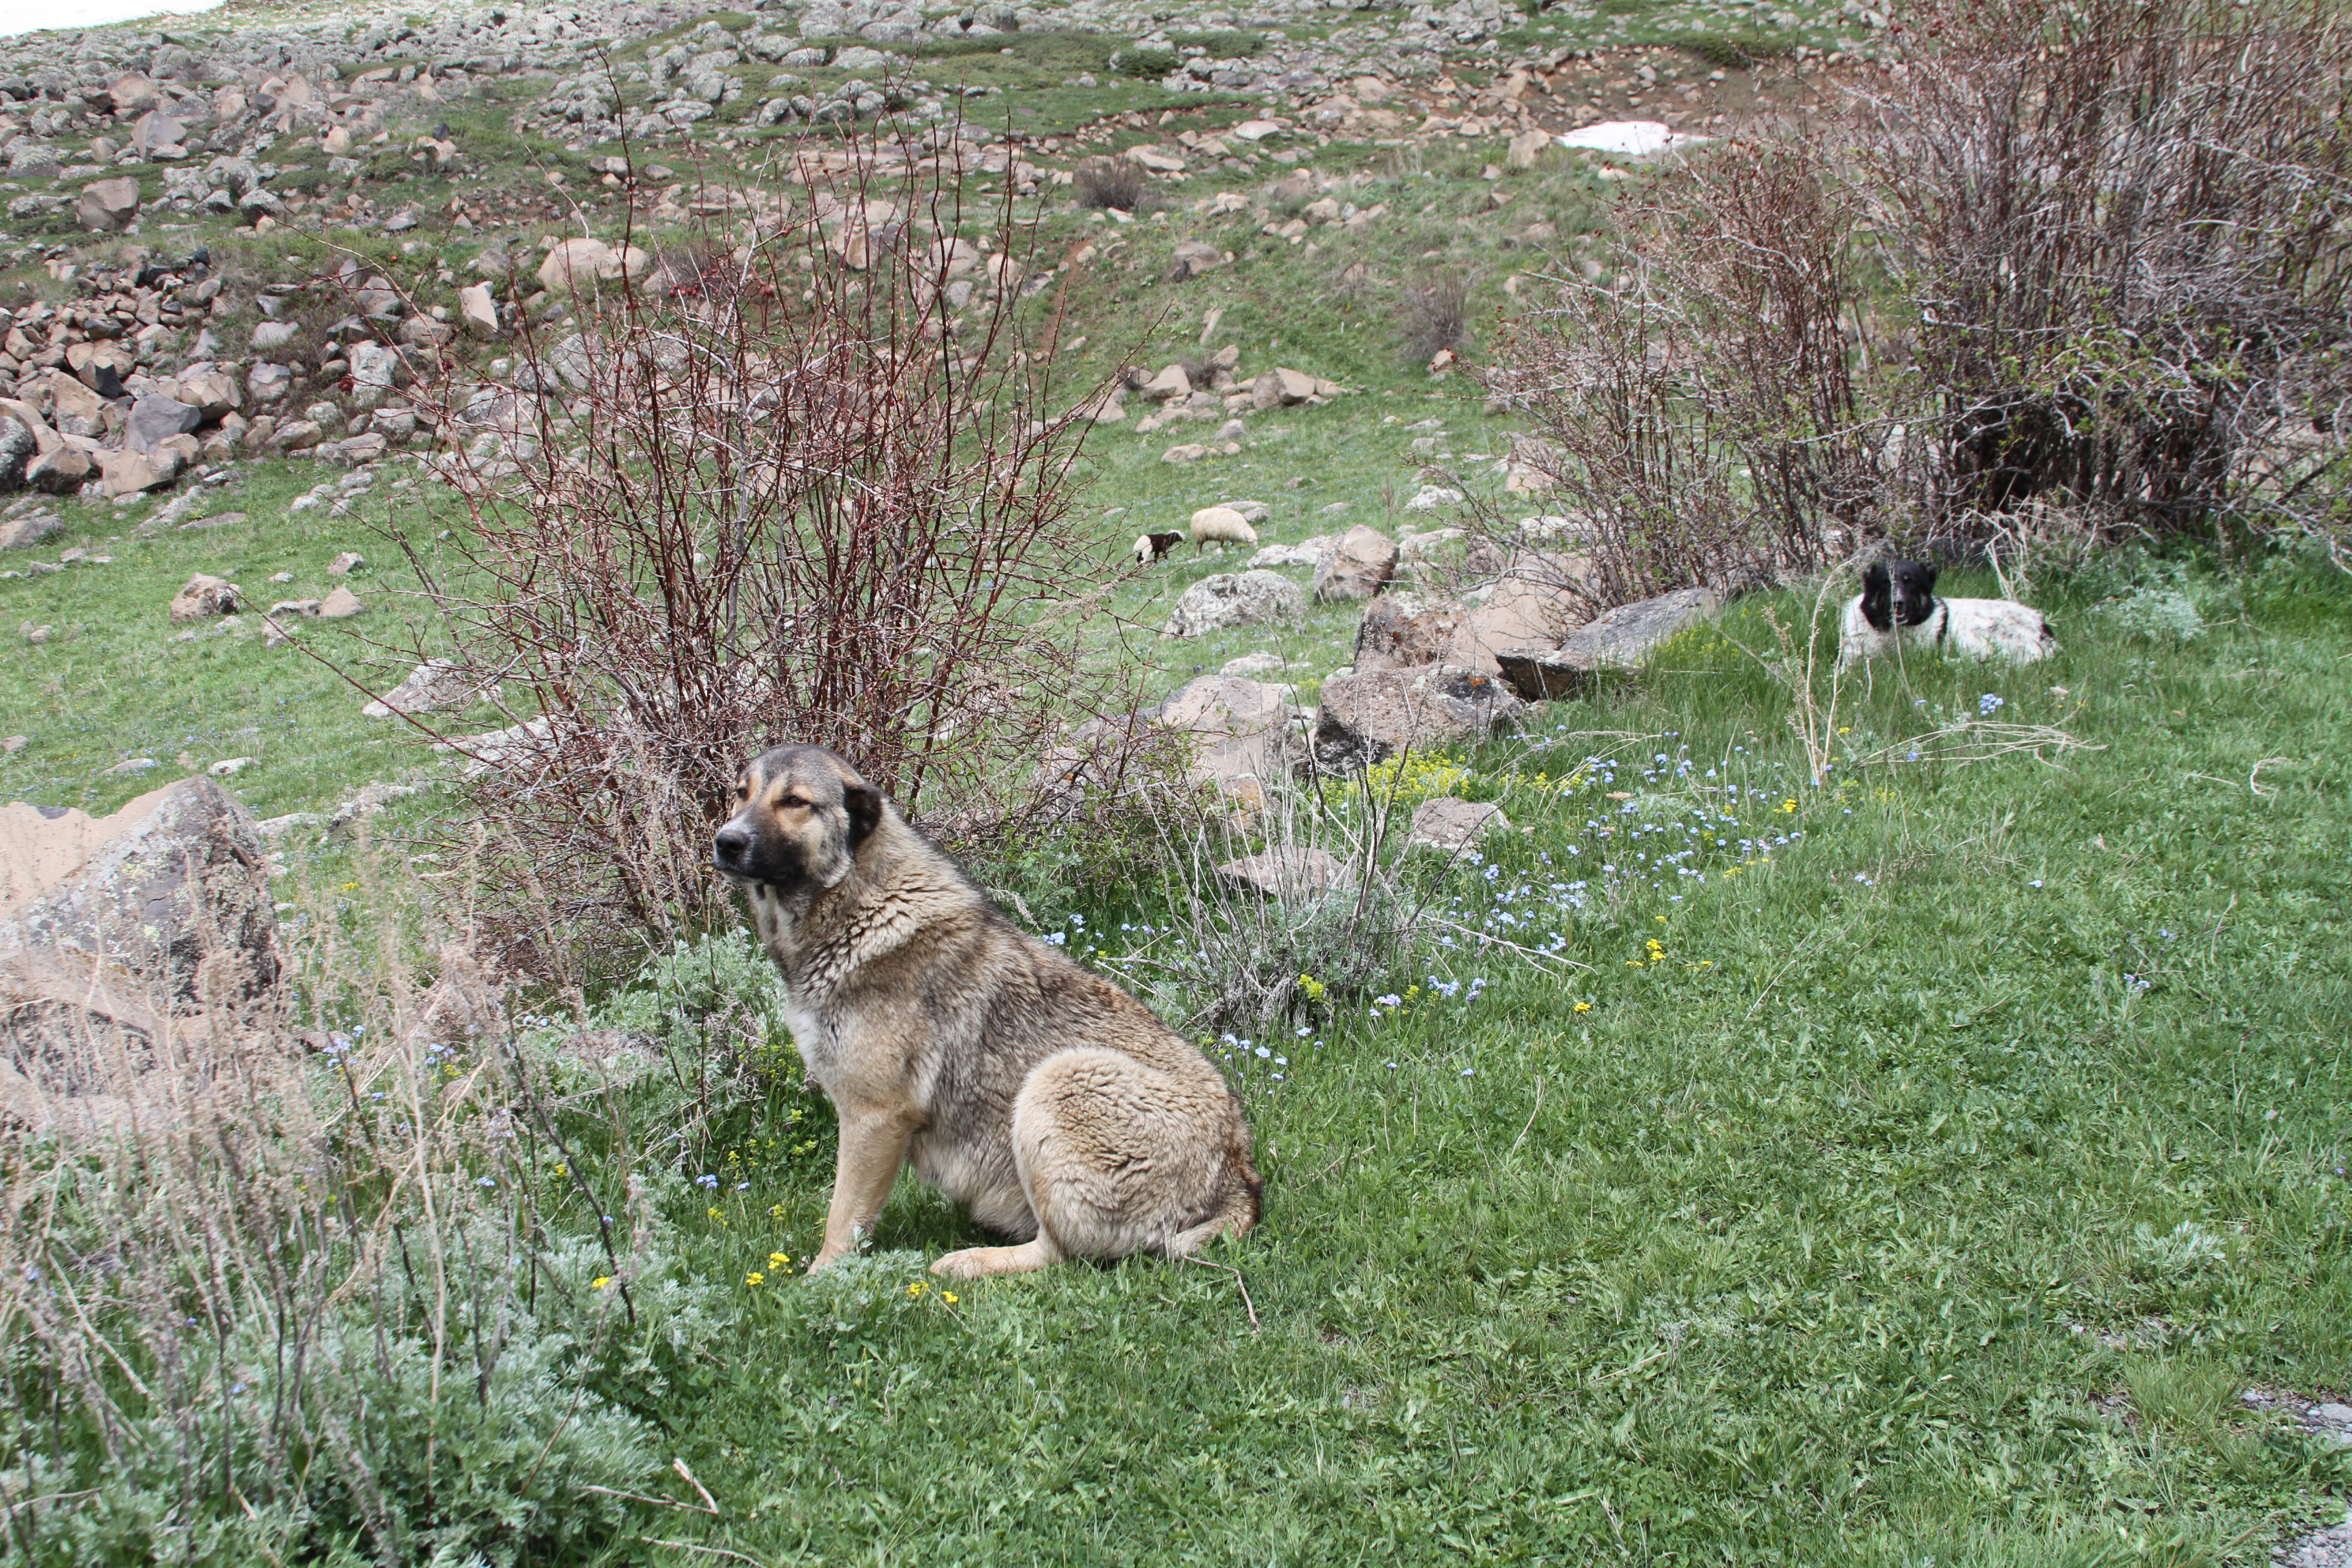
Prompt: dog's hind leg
<box><xmin>931</xmin><ymin>1237</ymin><xmax>1061</xmax><ymax>1279</ymax></box>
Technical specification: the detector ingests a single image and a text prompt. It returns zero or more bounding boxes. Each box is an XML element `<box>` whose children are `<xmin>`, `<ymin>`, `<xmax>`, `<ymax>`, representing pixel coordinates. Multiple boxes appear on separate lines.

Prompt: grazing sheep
<box><xmin>1132</xmin><ymin>531</ymin><xmax>1186</xmax><ymax>564</ymax></box>
<box><xmin>1840</xmin><ymin>560</ymin><xmax>2057</xmax><ymax>670</ymax></box>
<box><xmin>1188</xmin><ymin>506</ymin><xmax>1258</xmax><ymax>554</ymax></box>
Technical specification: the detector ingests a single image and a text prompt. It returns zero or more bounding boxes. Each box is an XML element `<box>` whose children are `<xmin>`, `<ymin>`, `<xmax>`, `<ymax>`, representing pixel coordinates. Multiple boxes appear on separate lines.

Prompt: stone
<box><xmin>322</xmin><ymin>434</ymin><xmax>389</xmax><ymax>467</ymax></box>
<box><xmin>1354</xmin><ymin>593</ymin><xmax>1466</xmax><ymax>672</ymax></box>
<box><xmin>1312</xmin><ymin>525</ymin><xmax>1399</xmax><ymax>603</ymax></box>
<box><xmin>349</xmin><ymin>342</ymin><xmax>404</xmax><ymax>391</ymax></box>
<box><xmin>459</xmin><ymin>282</ymin><xmax>500</xmax><ymax>340</ymax></box>
<box><xmin>0</xmin><ymin>401</ymin><xmax>61</xmax><ymax>459</ymax></box>
<box><xmin>99</xmin><ymin>450</ymin><xmax>168</xmax><ymax>497</ymax></box>
<box><xmin>0</xmin><ymin>418</ymin><xmax>33</xmax><ymax>491</ymax></box>
<box><xmin>1273</xmin><ymin>367</ymin><xmax>1317</xmax><ymax>404</ymax></box>
<box><xmin>1408</xmin><ymin>796</ymin><xmax>1511</xmax><ymax>854</ymax></box>
<box><xmin>127</xmin><ymin>394</ymin><xmax>202</xmax><ymax>452</ymax></box>
<box><xmin>0</xmin><ymin>508</ymin><xmax>62</xmax><ymax>552</ymax></box>
<box><xmin>1311</xmin><ymin>664</ymin><xmax>1524</xmax><ymax>772</ymax></box>
<box><xmin>1155</xmin><ymin>674</ymin><xmax>1298</xmax><ymax>799</ymax></box>
<box><xmin>1561</xmin><ymin>587</ymin><xmax>1714</xmax><ymax>668</ymax></box>
<box><xmin>1492</xmin><ymin>645</ymin><xmax>1601</xmax><ymax>701</ymax></box>
<box><xmin>268</xmin><ymin>420</ymin><xmax>325</xmax><ymax>453</ymax></box>
<box><xmin>74</xmin><ymin>176</ymin><xmax>142</xmax><ymax>233</ymax></box>
<box><xmin>1141</xmin><ymin>363</ymin><xmax>1192</xmax><ymax>403</ymax></box>
<box><xmin>1171</xmin><ymin>240</ymin><xmax>1224</xmax><ymax>278</ymax></box>
<box><xmin>1405</xmin><ymin>485</ymin><xmax>1464</xmax><ymax>512</ymax></box>
<box><xmin>167</xmin><ymin>573</ymin><xmax>240</xmax><ymax>623</ymax></box>
<box><xmin>1506</xmin><ymin>129</ymin><xmax>1551</xmax><ymax>169</ymax></box>
<box><xmin>1162</xmin><ymin>443</ymin><xmax>1208</xmax><ymax>464</ymax></box>
<box><xmin>1162</xmin><ymin>570</ymin><xmax>1307</xmax><ymax>638</ymax></box>
<box><xmin>26</xmin><ymin>448</ymin><xmax>93</xmax><ymax>494</ymax></box>
<box><xmin>251</xmin><ymin>321</ymin><xmax>299</xmax><ymax>351</ymax></box>
<box><xmin>1249</xmin><ymin>536</ymin><xmax>1338</xmax><ymax>570</ymax></box>
<box><xmin>538</xmin><ymin>237</ymin><xmax>613</xmax><ymax>291</ymax></box>
<box><xmin>316</xmin><ymin>585</ymin><xmax>363</xmax><ymax>619</ymax></box>
<box><xmin>362</xmin><ymin>657</ymin><xmax>481</xmax><ymax>719</ymax></box>
<box><xmin>174</xmin><ymin>368</ymin><xmax>239</xmax><ymax>419</ymax></box>
<box><xmin>0</xmin><ymin>779</ymin><xmax>280</xmax><ymax>1035</ymax></box>
<box><xmin>327</xmin><ymin>551</ymin><xmax>365</xmax><ymax>576</ymax></box>
<box><xmin>133</xmin><ymin>110</ymin><xmax>186</xmax><ymax>159</ymax></box>
<box><xmin>7</xmin><ymin>142</ymin><xmax>61</xmax><ymax>182</ymax></box>
<box><xmin>1215</xmin><ymin>847</ymin><xmax>1354</xmax><ymax>902</ymax></box>
<box><xmin>246</xmin><ymin>363</ymin><xmax>293</xmax><ymax>405</ymax></box>
<box><xmin>1220</xmin><ymin>652</ymin><xmax>1287</xmax><ymax>678</ymax></box>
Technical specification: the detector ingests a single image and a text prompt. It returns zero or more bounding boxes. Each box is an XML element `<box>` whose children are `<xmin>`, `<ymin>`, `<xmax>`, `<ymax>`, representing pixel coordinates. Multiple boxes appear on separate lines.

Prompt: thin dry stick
<box><xmin>1503</xmin><ymin>1075</ymin><xmax>1545</xmax><ymax>1165</ymax></box>
<box><xmin>635</xmin><ymin>1539</ymin><xmax>764</xmax><ymax>1566</ymax></box>
<box><xmin>1181</xmin><ymin>1255</ymin><xmax>1260</xmax><ymax>1334</ymax></box>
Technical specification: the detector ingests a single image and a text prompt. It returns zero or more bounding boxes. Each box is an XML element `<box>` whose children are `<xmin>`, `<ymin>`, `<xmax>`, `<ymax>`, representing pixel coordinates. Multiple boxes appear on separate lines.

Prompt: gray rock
<box><xmin>2278</xmin><ymin>1511</ymin><xmax>2352</xmax><ymax>1568</ymax></box>
<box><xmin>362</xmin><ymin>657</ymin><xmax>483</xmax><ymax>719</ymax></box>
<box><xmin>1312</xmin><ymin>523</ymin><xmax>1399</xmax><ymax>602</ymax></box>
<box><xmin>1154</xmin><ymin>674</ymin><xmax>1298</xmax><ymax>799</ymax></box>
<box><xmin>127</xmin><ymin>393</ymin><xmax>202</xmax><ymax>452</ymax></box>
<box><xmin>27</xmin><ymin>447</ymin><xmax>93</xmax><ymax>493</ymax></box>
<box><xmin>0</xmin><ymin>777</ymin><xmax>280</xmax><ymax>1007</ymax></box>
<box><xmin>1214</xmin><ymin>846</ymin><xmax>1355</xmax><ymax>902</ymax></box>
<box><xmin>168</xmin><ymin>574</ymin><xmax>240</xmax><ymax>622</ymax></box>
<box><xmin>6</xmin><ymin>141</ymin><xmax>61</xmax><ymax>181</ymax></box>
<box><xmin>0</xmin><ymin>416</ymin><xmax>33</xmax><ymax>491</ymax></box>
<box><xmin>1407</xmin><ymin>796</ymin><xmax>1510</xmax><ymax>854</ymax></box>
<box><xmin>75</xmin><ymin>176</ymin><xmax>142</xmax><ymax>233</ymax></box>
<box><xmin>1492</xmin><ymin>587</ymin><xmax>1715</xmax><ymax>700</ymax></box>
<box><xmin>0</xmin><ymin>507</ymin><xmax>63</xmax><ymax>551</ymax></box>
<box><xmin>1162</xmin><ymin>570</ymin><xmax>1306</xmax><ymax>638</ymax></box>
<box><xmin>251</xmin><ymin>321</ymin><xmax>298</xmax><ymax>351</ymax></box>
<box><xmin>1311</xmin><ymin>664</ymin><xmax>1524</xmax><ymax>772</ymax></box>
<box><xmin>1354</xmin><ymin>593</ymin><xmax>1465</xmax><ymax>672</ymax></box>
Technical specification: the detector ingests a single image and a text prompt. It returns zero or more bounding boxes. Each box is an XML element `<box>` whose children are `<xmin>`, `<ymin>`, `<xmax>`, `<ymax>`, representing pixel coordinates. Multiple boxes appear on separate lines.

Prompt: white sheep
<box><xmin>1188</xmin><ymin>506</ymin><xmax>1259</xmax><ymax>554</ymax></box>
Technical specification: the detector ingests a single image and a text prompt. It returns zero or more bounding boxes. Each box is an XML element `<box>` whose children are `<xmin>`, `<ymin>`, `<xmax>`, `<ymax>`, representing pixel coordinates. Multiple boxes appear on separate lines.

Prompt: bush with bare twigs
<box><xmin>1482</xmin><ymin>0</ymin><xmax>2352</xmax><ymax>606</ymax></box>
<box><xmin>1073</xmin><ymin>154</ymin><xmax>1147</xmax><ymax>213</ymax></box>
<box><xmin>1400</xmin><ymin>272</ymin><xmax>1474</xmax><ymax>366</ymax></box>
<box><xmin>372</xmin><ymin>130</ymin><xmax>1134</xmax><ymax>982</ymax></box>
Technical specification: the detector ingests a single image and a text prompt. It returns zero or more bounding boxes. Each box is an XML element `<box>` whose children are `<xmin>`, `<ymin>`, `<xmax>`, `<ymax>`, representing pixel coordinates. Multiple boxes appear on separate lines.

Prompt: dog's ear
<box><xmin>843</xmin><ymin>781</ymin><xmax>883</xmax><ymax>847</ymax></box>
<box><xmin>1916</xmin><ymin>561</ymin><xmax>1940</xmax><ymax>598</ymax></box>
<box><xmin>1861</xmin><ymin>563</ymin><xmax>1892</xmax><ymax>631</ymax></box>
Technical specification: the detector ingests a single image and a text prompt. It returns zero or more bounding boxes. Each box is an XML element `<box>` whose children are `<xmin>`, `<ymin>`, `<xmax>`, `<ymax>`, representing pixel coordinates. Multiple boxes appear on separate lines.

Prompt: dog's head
<box><xmin>712</xmin><ymin>745</ymin><xmax>885</xmax><ymax>892</ymax></box>
<box><xmin>1861</xmin><ymin>559</ymin><xmax>1940</xmax><ymax>631</ymax></box>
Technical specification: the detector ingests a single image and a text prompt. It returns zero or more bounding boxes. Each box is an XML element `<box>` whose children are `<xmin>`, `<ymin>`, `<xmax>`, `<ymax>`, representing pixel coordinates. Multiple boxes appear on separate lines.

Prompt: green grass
<box><xmin>540</xmin><ymin>549</ymin><xmax>2352</xmax><ymax>1565</ymax></box>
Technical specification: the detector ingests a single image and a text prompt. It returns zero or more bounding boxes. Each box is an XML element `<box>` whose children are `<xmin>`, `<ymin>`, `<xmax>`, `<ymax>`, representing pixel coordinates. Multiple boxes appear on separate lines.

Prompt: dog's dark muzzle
<box><xmin>713</xmin><ymin>823</ymin><xmax>755</xmax><ymax>877</ymax></box>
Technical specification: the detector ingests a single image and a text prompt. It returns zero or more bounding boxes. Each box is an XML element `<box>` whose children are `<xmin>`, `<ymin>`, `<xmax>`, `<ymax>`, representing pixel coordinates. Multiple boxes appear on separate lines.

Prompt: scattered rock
<box><xmin>1311</xmin><ymin>524</ymin><xmax>1399</xmax><ymax>603</ymax></box>
<box><xmin>1215</xmin><ymin>846</ymin><xmax>1355</xmax><ymax>902</ymax></box>
<box><xmin>1408</xmin><ymin>796</ymin><xmax>1511</xmax><ymax>854</ymax></box>
<box><xmin>1490</xmin><ymin>588</ymin><xmax>1716</xmax><ymax>700</ymax></box>
<box><xmin>167</xmin><ymin>573</ymin><xmax>240</xmax><ymax>623</ymax></box>
<box><xmin>27</xmin><ymin>448</ymin><xmax>93</xmax><ymax>494</ymax></box>
<box><xmin>1311</xmin><ymin>664</ymin><xmax>1524</xmax><ymax>772</ymax></box>
<box><xmin>0</xmin><ymin>777</ymin><xmax>280</xmax><ymax>1007</ymax></box>
<box><xmin>316</xmin><ymin>585</ymin><xmax>363</xmax><ymax>619</ymax></box>
<box><xmin>361</xmin><ymin>658</ymin><xmax>481</xmax><ymax>719</ymax></box>
<box><xmin>1405</xmin><ymin>485</ymin><xmax>1464</xmax><ymax>512</ymax></box>
<box><xmin>327</xmin><ymin>551</ymin><xmax>365</xmax><ymax>576</ymax></box>
<box><xmin>1155</xmin><ymin>674</ymin><xmax>1298</xmax><ymax>800</ymax></box>
<box><xmin>74</xmin><ymin>176</ymin><xmax>142</xmax><ymax>233</ymax></box>
<box><xmin>459</xmin><ymin>282</ymin><xmax>500</xmax><ymax>340</ymax></box>
<box><xmin>1354</xmin><ymin>593</ymin><xmax>1466</xmax><ymax>672</ymax></box>
<box><xmin>207</xmin><ymin>757</ymin><xmax>256</xmax><ymax>777</ymax></box>
<box><xmin>1162</xmin><ymin>570</ymin><xmax>1306</xmax><ymax>638</ymax></box>
<box><xmin>127</xmin><ymin>394</ymin><xmax>203</xmax><ymax>452</ymax></box>
<box><xmin>1220</xmin><ymin>652</ymin><xmax>1288</xmax><ymax>677</ymax></box>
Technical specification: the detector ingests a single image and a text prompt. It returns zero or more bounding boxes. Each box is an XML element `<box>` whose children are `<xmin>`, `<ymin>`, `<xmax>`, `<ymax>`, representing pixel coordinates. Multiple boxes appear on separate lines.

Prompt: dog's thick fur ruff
<box><xmin>1839</xmin><ymin>560</ymin><xmax>2057</xmax><ymax>670</ymax></box>
<box><xmin>714</xmin><ymin>745</ymin><xmax>1261</xmax><ymax>1279</ymax></box>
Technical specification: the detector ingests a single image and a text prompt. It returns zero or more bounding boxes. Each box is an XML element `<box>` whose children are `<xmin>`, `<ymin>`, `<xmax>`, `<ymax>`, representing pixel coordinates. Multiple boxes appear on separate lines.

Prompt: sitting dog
<box><xmin>713</xmin><ymin>745</ymin><xmax>1262</xmax><ymax>1279</ymax></box>
<box><xmin>1131</xmin><ymin>531</ymin><xmax>1185</xmax><ymax>564</ymax></box>
<box><xmin>1840</xmin><ymin>559</ymin><xmax>2057</xmax><ymax>670</ymax></box>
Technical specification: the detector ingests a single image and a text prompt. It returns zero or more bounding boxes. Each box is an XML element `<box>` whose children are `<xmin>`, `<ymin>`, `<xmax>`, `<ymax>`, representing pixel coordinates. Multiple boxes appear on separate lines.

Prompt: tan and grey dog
<box><xmin>713</xmin><ymin>744</ymin><xmax>1261</xmax><ymax>1279</ymax></box>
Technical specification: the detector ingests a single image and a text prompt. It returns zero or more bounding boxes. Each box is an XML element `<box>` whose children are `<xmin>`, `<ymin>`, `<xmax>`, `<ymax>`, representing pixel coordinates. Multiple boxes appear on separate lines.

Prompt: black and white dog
<box><xmin>1839</xmin><ymin>560</ymin><xmax>2057</xmax><ymax>670</ymax></box>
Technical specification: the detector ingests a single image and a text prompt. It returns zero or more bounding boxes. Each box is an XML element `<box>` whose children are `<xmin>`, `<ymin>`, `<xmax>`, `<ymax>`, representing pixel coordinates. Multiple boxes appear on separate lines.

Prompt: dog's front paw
<box><xmin>932</xmin><ymin>1241</ymin><xmax>1056</xmax><ymax>1278</ymax></box>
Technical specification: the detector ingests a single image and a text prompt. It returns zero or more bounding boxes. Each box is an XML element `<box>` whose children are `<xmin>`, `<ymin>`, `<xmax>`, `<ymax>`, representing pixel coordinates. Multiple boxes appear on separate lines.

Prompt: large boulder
<box><xmin>1214</xmin><ymin>846</ymin><xmax>1355</xmax><ymax>902</ymax></box>
<box><xmin>362</xmin><ymin>658</ymin><xmax>484</xmax><ymax>719</ymax></box>
<box><xmin>26</xmin><ymin>447</ymin><xmax>93</xmax><ymax>493</ymax></box>
<box><xmin>1162</xmin><ymin>570</ymin><xmax>1305</xmax><ymax>638</ymax></box>
<box><xmin>459</xmin><ymin>282</ymin><xmax>500</xmax><ymax>340</ymax></box>
<box><xmin>0</xmin><ymin>416</ymin><xmax>33</xmax><ymax>491</ymax></box>
<box><xmin>100</xmin><ymin>449</ymin><xmax>170</xmax><ymax>497</ymax></box>
<box><xmin>1155</xmin><ymin>674</ymin><xmax>1297</xmax><ymax>802</ymax></box>
<box><xmin>1492</xmin><ymin>587</ymin><xmax>1716</xmax><ymax>700</ymax></box>
<box><xmin>1354</xmin><ymin>593</ymin><xmax>1465</xmax><ymax>672</ymax></box>
<box><xmin>1311</xmin><ymin>664</ymin><xmax>1524</xmax><ymax>772</ymax></box>
<box><xmin>1311</xmin><ymin>524</ymin><xmax>1399</xmax><ymax>602</ymax></box>
<box><xmin>75</xmin><ymin>176</ymin><xmax>142</xmax><ymax>233</ymax></box>
<box><xmin>168</xmin><ymin>573</ymin><xmax>240</xmax><ymax>622</ymax></box>
<box><xmin>127</xmin><ymin>393</ymin><xmax>203</xmax><ymax>451</ymax></box>
<box><xmin>1408</xmin><ymin>796</ymin><xmax>1511</xmax><ymax>855</ymax></box>
<box><xmin>0</xmin><ymin>778</ymin><xmax>280</xmax><ymax>1006</ymax></box>
<box><xmin>173</xmin><ymin>368</ymin><xmax>240</xmax><ymax>419</ymax></box>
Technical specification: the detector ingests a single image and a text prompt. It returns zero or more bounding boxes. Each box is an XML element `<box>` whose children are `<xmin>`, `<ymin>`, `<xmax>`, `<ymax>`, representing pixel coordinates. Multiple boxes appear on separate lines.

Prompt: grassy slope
<box><xmin>607</xmin><ymin>557</ymin><xmax>2352</xmax><ymax>1567</ymax></box>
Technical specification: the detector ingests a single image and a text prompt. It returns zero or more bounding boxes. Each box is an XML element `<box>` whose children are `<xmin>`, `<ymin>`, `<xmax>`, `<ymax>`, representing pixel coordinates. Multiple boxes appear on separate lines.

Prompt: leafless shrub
<box><xmin>1478</xmin><ymin>144</ymin><xmax>1883</xmax><ymax>611</ymax></box>
<box><xmin>374</xmin><ymin>127</ymin><xmax>1135</xmax><ymax>981</ymax></box>
<box><xmin>1482</xmin><ymin>0</ymin><xmax>2352</xmax><ymax>602</ymax></box>
<box><xmin>1073</xmin><ymin>155</ymin><xmax>1145</xmax><ymax>213</ymax></box>
<box><xmin>1401</xmin><ymin>272</ymin><xmax>1473</xmax><ymax>365</ymax></box>
<box><xmin>1850</xmin><ymin>0</ymin><xmax>2352</xmax><ymax>558</ymax></box>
